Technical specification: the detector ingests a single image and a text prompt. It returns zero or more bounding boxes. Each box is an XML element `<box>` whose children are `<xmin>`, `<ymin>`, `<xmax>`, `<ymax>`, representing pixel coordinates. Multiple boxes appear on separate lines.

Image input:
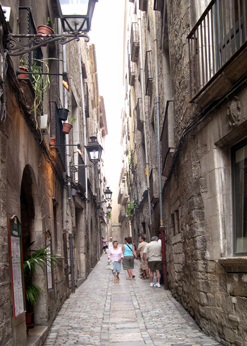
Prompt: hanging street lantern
<box><xmin>56</xmin><ymin>0</ymin><xmax>98</xmax><ymax>34</ymax></box>
<box><xmin>107</xmin><ymin>204</ymin><xmax>112</xmax><ymax>214</ymax></box>
<box><xmin>85</xmin><ymin>136</ymin><xmax>103</xmax><ymax>164</ymax></box>
<box><xmin>104</xmin><ymin>186</ymin><xmax>113</xmax><ymax>201</ymax></box>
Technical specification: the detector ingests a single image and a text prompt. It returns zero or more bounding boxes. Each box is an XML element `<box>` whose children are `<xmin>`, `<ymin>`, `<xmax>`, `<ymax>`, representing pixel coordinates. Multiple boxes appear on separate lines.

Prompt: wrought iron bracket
<box><xmin>6</xmin><ymin>32</ymin><xmax>90</xmax><ymax>57</ymax></box>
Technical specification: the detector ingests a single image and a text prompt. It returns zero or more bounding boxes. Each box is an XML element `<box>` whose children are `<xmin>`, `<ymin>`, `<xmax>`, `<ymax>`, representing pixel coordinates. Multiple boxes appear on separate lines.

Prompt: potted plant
<box><xmin>38</xmin><ymin>17</ymin><xmax>55</xmax><ymax>36</ymax></box>
<box><xmin>31</xmin><ymin>58</ymin><xmax>60</xmax><ymax>123</ymax></box>
<box><xmin>62</xmin><ymin>117</ymin><xmax>76</xmax><ymax>134</ymax></box>
<box><xmin>58</xmin><ymin>108</ymin><xmax>69</xmax><ymax>121</ymax></box>
<box><xmin>18</xmin><ymin>56</ymin><xmax>28</xmax><ymax>79</ymax></box>
<box><xmin>24</xmin><ymin>242</ymin><xmax>59</xmax><ymax>328</ymax></box>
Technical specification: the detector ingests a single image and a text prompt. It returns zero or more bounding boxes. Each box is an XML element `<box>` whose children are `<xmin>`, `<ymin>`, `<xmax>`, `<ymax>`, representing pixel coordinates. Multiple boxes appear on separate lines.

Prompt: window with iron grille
<box><xmin>232</xmin><ymin>140</ymin><xmax>247</xmax><ymax>255</ymax></box>
<box><xmin>55</xmin><ymin>105</ymin><xmax>66</xmax><ymax>167</ymax></box>
<box><xmin>19</xmin><ymin>7</ymin><xmax>43</xmax><ymax>72</ymax></box>
<box><xmin>78</xmin><ymin>154</ymin><xmax>86</xmax><ymax>192</ymax></box>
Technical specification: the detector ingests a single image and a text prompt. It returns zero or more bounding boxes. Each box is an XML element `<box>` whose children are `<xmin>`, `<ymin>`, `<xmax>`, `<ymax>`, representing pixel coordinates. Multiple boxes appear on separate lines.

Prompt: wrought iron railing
<box><xmin>145</xmin><ymin>51</ymin><xmax>153</xmax><ymax>97</ymax></box>
<box><xmin>130</xmin><ymin>22</ymin><xmax>139</xmax><ymax>63</ymax></box>
<box><xmin>188</xmin><ymin>0</ymin><xmax>247</xmax><ymax>100</ymax></box>
<box><xmin>135</xmin><ymin>98</ymin><xmax>143</xmax><ymax>132</ymax></box>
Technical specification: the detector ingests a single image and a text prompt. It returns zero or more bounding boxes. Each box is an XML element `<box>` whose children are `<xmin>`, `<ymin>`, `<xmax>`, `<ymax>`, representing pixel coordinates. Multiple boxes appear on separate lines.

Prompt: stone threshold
<box><xmin>27</xmin><ymin>325</ymin><xmax>49</xmax><ymax>346</ymax></box>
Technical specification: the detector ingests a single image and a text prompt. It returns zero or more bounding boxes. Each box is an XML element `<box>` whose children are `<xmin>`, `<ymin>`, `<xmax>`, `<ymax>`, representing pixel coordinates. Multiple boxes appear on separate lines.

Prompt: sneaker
<box><xmin>150</xmin><ymin>282</ymin><xmax>155</xmax><ymax>287</ymax></box>
<box><xmin>154</xmin><ymin>282</ymin><xmax>161</xmax><ymax>288</ymax></box>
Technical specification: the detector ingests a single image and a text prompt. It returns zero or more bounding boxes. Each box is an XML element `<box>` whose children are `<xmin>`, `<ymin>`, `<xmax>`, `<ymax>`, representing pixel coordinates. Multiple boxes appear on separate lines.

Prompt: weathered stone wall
<box><xmin>162</xmin><ymin>0</ymin><xmax>247</xmax><ymax>344</ymax></box>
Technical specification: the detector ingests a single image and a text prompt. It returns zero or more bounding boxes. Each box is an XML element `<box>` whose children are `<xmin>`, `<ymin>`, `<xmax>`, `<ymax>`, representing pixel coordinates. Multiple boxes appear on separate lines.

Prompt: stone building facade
<box><xmin>121</xmin><ymin>0</ymin><xmax>247</xmax><ymax>345</ymax></box>
<box><xmin>0</xmin><ymin>1</ymin><xmax>108</xmax><ymax>345</ymax></box>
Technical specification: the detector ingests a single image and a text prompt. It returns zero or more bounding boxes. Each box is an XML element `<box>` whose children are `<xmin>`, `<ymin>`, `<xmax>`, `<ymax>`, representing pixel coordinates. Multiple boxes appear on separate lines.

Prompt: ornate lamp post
<box><xmin>5</xmin><ymin>0</ymin><xmax>98</xmax><ymax>56</ymax></box>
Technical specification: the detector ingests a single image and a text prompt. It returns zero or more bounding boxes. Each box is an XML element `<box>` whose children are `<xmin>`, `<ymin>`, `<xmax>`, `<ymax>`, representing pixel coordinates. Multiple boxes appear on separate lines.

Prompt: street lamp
<box><xmin>104</xmin><ymin>187</ymin><xmax>112</xmax><ymax>201</ymax></box>
<box><xmin>106</xmin><ymin>204</ymin><xmax>112</xmax><ymax>213</ymax></box>
<box><xmin>85</xmin><ymin>136</ymin><xmax>103</xmax><ymax>164</ymax></box>
<box><xmin>5</xmin><ymin>0</ymin><xmax>98</xmax><ymax>56</ymax></box>
<box><xmin>57</xmin><ymin>0</ymin><xmax>98</xmax><ymax>34</ymax></box>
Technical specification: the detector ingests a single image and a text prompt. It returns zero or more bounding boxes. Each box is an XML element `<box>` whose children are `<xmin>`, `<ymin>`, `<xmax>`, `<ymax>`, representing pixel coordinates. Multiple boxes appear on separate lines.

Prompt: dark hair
<box><xmin>126</xmin><ymin>236</ymin><xmax>132</xmax><ymax>244</ymax></box>
<box><xmin>113</xmin><ymin>240</ymin><xmax>118</xmax><ymax>245</ymax></box>
<box><xmin>139</xmin><ymin>235</ymin><xmax>145</xmax><ymax>241</ymax></box>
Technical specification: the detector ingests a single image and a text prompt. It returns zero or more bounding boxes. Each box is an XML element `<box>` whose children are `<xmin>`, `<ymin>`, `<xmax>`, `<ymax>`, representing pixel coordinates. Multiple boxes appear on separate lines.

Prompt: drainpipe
<box><xmin>153</xmin><ymin>10</ymin><xmax>168</xmax><ymax>289</ymax></box>
<box><xmin>137</xmin><ymin>2</ymin><xmax>152</xmax><ymax>233</ymax></box>
<box><xmin>69</xmin><ymin>233</ymin><xmax>75</xmax><ymax>293</ymax></box>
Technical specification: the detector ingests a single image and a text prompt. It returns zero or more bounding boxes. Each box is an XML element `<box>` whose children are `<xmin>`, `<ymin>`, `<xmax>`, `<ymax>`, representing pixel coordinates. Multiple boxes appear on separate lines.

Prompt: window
<box><xmin>46</xmin><ymin>230</ymin><xmax>53</xmax><ymax>290</ymax></box>
<box><xmin>171</xmin><ymin>210</ymin><xmax>180</xmax><ymax>236</ymax></box>
<box><xmin>232</xmin><ymin>141</ymin><xmax>247</xmax><ymax>254</ymax></box>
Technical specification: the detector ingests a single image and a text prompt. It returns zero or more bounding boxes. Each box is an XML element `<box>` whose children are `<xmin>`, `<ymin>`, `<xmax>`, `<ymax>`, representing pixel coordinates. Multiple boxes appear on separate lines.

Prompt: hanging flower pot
<box><xmin>38</xmin><ymin>25</ymin><xmax>54</xmax><ymax>35</ymax></box>
<box><xmin>50</xmin><ymin>137</ymin><xmax>56</xmax><ymax>148</ymax></box>
<box><xmin>62</xmin><ymin>123</ymin><xmax>73</xmax><ymax>134</ymax></box>
<box><xmin>37</xmin><ymin>25</ymin><xmax>54</xmax><ymax>46</ymax></box>
<box><xmin>18</xmin><ymin>66</ymin><xmax>28</xmax><ymax>80</ymax></box>
<box><xmin>58</xmin><ymin>108</ymin><xmax>69</xmax><ymax>121</ymax></box>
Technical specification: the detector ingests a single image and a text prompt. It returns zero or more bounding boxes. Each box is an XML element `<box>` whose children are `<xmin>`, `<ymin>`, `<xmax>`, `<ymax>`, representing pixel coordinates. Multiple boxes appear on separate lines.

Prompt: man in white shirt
<box><xmin>143</xmin><ymin>236</ymin><xmax>162</xmax><ymax>288</ymax></box>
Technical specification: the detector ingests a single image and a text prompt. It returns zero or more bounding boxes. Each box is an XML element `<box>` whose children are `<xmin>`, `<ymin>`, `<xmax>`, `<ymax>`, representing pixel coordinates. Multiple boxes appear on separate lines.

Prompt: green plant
<box><xmin>126</xmin><ymin>199</ymin><xmax>137</xmax><ymax>217</ymax></box>
<box><xmin>19</xmin><ymin>55</ymin><xmax>28</xmax><ymax>67</ymax></box>
<box><xmin>31</xmin><ymin>58</ymin><xmax>60</xmax><ymax>125</ymax></box>
<box><xmin>47</xmin><ymin>17</ymin><xmax>55</xmax><ymax>31</ymax></box>
<box><xmin>129</xmin><ymin>149</ymin><xmax>134</xmax><ymax>168</ymax></box>
<box><xmin>68</xmin><ymin>117</ymin><xmax>77</xmax><ymax>124</ymax></box>
<box><xmin>24</xmin><ymin>243</ymin><xmax>59</xmax><ymax>310</ymax></box>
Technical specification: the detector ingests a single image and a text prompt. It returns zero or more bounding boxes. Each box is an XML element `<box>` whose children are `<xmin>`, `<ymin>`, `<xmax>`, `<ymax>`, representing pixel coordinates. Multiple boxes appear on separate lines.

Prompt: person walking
<box><xmin>108</xmin><ymin>241</ymin><xmax>123</xmax><ymax>283</ymax></box>
<box><xmin>137</xmin><ymin>235</ymin><xmax>149</xmax><ymax>279</ymax></box>
<box><xmin>143</xmin><ymin>236</ymin><xmax>162</xmax><ymax>288</ymax></box>
<box><xmin>122</xmin><ymin>237</ymin><xmax>137</xmax><ymax>280</ymax></box>
<box><xmin>102</xmin><ymin>236</ymin><xmax>108</xmax><ymax>254</ymax></box>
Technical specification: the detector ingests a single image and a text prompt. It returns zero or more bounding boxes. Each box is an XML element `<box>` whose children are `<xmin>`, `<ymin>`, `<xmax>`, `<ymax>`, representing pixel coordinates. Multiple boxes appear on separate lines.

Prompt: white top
<box><xmin>108</xmin><ymin>247</ymin><xmax>123</xmax><ymax>262</ymax></box>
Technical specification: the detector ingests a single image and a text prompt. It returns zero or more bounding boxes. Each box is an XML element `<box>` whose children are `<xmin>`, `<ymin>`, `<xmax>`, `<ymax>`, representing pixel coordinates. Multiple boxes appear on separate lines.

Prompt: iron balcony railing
<box><xmin>145</xmin><ymin>51</ymin><xmax>153</xmax><ymax>97</ymax></box>
<box><xmin>188</xmin><ymin>0</ymin><xmax>247</xmax><ymax>100</ymax></box>
<box><xmin>130</xmin><ymin>22</ymin><xmax>139</xmax><ymax>63</ymax></box>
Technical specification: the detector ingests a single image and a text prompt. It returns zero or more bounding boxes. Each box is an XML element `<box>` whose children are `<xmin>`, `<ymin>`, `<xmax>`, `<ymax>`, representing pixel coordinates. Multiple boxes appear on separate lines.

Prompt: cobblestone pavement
<box><xmin>44</xmin><ymin>252</ymin><xmax>221</xmax><ymax>346</ymax></box>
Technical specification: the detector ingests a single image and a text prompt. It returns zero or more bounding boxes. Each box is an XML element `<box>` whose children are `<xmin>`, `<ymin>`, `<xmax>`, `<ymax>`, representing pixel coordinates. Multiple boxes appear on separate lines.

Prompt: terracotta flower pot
<box><xmin>18</xmin><ymin>66</ymin><xmax>28</xmax><ymax>79</ymax></box>
<box><xmin>50</xmin><ymin>137</ymin><xmax>56</xmax><ymax>148</ymax></box>
<box><xmin>58</xmin><ymin>108</ymin><xmax>69</xmax><ymax>121</ymax></box>
<box><xmin>37</xmin><ymin>25</ymin><xmax>54</xmax><ymax>46</ymax></box>
<box><xmin>26</xmin><ymin>311</ymin><xmax>34</xmax><ymax>328</ymax></box>
<box><xmin>38</xmin><ymin>25</ymin><xmax>54</xmax><ymax>35</ymax></box>
<box><xmin>62</xmin><ymin>123</ymin><xmax>73</xmax><ymax>134</ymax></box>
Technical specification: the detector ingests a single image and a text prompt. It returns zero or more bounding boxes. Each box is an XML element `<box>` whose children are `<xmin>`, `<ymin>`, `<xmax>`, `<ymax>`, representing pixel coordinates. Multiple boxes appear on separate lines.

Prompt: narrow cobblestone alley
<box><xmin>44</xmin><ymin>252</ymin><xmax>221</xmax><ymax>346</ymax></box>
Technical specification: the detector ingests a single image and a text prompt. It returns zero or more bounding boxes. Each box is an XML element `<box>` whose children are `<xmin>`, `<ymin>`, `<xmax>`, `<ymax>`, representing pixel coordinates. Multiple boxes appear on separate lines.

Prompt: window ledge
<box><xmin>218</xmin><ymin>257</ymin><xmax>247</xmax><ymax>273</ymax></box>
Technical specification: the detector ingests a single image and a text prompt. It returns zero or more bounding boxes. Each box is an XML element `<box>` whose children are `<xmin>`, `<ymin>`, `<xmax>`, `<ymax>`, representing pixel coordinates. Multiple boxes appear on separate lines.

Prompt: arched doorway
<box><xmin>20</xmin><ymin>165</ymin><xmax>45</xmax><ymax>326</ymax></box>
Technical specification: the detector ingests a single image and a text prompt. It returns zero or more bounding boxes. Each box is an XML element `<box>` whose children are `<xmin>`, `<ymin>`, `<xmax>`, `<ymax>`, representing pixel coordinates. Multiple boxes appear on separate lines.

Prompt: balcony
<box><xmin>149</xmin><ymin>168</ymin><xmax>159</xmax><ymax>204</ymax></box>
<box><xmin>128</xmin><ymin>55</ymin><xmax>136</xmax><ymax>86</ymax></box>
<box><xmin>188</xmin><ymin>0</ymin><xmax>247</xmax><ymax>108</ymax></box>
<box><xmin>130</xmin><ymin>22</ymin><xmax>139</xmax><ymax>63</ymax></box>
<box><xmin>139</xmin><ymin>0</ymin><xmax>148</xmax><ymax>11</ymax></box>
<box><xmin>145</xmin><ymin>51</ymin><xmax>153</xmax><ymax>97</ymax></box>
<box><xmin>118</xmin><ymin>187</ymin><xmax>124</xmax><ymax>204</ymax></box>
<box><xmin>77</xmin><ymin>155</ymin><xmax>86</xmax><ymax>193</ymax></box>
<box><xmin>161</xmin><ymin>100</ymin><xmax>175</xmax><ymax>177</ymax></box>
<box><xmin>135</xmin><ymin>98</ymin><xmax>143</xmax><ymax>132</ymax></box>
<box><xmin>118</xmin><ymin>206</ymin><xmax>126</xmax><ymax>223</ymax></box>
